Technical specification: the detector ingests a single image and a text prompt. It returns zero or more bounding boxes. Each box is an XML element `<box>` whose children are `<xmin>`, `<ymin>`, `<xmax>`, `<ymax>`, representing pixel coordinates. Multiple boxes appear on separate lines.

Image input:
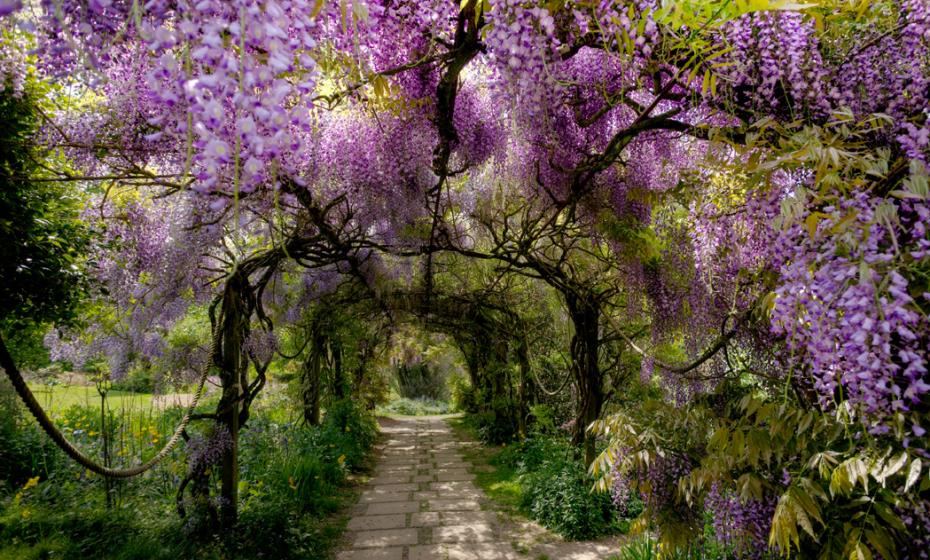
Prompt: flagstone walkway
<box><xmin>337</xmin><ymin>416</ymin><xmax>623</xmax><ymax>560</ymax></box>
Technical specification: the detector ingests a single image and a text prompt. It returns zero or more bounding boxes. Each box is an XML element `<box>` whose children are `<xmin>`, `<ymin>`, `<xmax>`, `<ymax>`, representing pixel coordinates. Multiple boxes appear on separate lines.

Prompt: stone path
<box><xmin>337</xmin><ymin>416</ymin><xmax>623</xmax><ymax>560</ymax></box>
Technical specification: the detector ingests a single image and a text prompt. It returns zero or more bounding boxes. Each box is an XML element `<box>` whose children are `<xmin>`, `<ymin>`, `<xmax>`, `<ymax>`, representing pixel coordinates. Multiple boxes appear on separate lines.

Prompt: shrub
<box><xmin>450</xmin><ymin>375</ymin><xmax>478</xmax><ymax>413</ymax></box>
<box><xmin>0</xmin><ymin>388</ymin><xmax>377</xmax><ymax>560</ymax></box>
<box><xmin>519</xmin><ymin>451</ymin><xmax>619</xmax><ymax>539</ymax></box>
<box><xmin>109</xmin><ymin>363</ymin><xmax>155</xmax><ymax>393</ymax></box>
<box><xmin>495</xmin><ymin>436</ymin><xmax>567</xmax><ymax>472</ymax></box>
<box><xmin>379</xmin><ymin>397</ymin><xmax>450</xmax><ymax>416</ymax></box>
<box><xmin>321</xmin><ymin>400</ymin><xmax>378</xmax><ymax>456</ymax></box>
<box><xmin>527</xmin><ymin>404</ymin><xmax>557</xmax><ymax>435</ymax></box>
<box><xmin>495</xmin><ymin>436</ymin><xmax>622</xmax><ymax>540</ymax></box>
<box><xmin>467</xmin><ymin>398</ymin><xmax>519</xmax><ymax>444</ymax></box>
<box><xmin>271</xmin><ymin>453</ymin><xmax>341</xmax><ymax>514</ymax></box>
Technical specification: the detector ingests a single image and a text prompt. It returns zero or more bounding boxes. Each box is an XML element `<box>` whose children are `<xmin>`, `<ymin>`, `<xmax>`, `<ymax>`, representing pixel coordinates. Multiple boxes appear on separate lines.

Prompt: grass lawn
<box><xmin>26</xmin><ymin>383</ymin><xmax>155</xmax><ymax>414</ymax></box>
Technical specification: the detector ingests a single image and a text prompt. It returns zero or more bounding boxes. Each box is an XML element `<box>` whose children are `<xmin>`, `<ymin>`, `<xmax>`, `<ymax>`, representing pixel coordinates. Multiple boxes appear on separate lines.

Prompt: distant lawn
<box><xmin>26</xmin><ymin>383</ymin><xmax>155</xmax><ymax>414</ymax></box>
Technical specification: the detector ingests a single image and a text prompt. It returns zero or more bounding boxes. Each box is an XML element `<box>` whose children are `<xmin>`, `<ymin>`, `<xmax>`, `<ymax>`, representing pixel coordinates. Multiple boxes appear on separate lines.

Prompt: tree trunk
<box><xmin>302</xmin><ymin>323</ymin><xmax>324</xmax><ymax>426</ymax></box>
<box><xmin>216</xmin><ymin>273</ymin><xmax>248</xmax><ymax>527</ymax></box>
<box><xmin>567</xmin><ymin>292</ymin><xmax>603</xmax><ymax>467</ymax></box>
<box><xmin>516</xmin><ymin>336</ymin><xmax>530</xmax><ymax>439</ymax></box>
<box><xmin>331</xmin><ymin>339</ymin><xmax>346</xmax><ymax>399</ymax></box>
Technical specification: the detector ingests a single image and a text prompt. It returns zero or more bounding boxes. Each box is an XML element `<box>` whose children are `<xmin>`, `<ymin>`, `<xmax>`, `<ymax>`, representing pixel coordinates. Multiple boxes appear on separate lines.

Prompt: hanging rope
<box><xmin>0</xmin><ymin>321</ymin><xmax>221</xmax><ymax>479</ymax></box>
<box><xmin>516</xmin><ymin>316</ymin><xmax>572</xmax><ymax>397</ymax></box>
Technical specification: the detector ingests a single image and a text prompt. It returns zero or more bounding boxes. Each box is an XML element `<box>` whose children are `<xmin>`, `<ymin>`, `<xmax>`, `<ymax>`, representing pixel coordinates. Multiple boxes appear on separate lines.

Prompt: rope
<box><xmin>531</xmin><ymin>361</ymin><xmax>574</xmax><ymax>396</ymax></box>
<box><xmin>518</xmin><ymin>320</ymin><xmax>569</xmax><ymax>398</ymax></box>
<box><xmin>0</xmin><ymin>323</ymin><xmax>221</xmax><ymax>479</ymax></box>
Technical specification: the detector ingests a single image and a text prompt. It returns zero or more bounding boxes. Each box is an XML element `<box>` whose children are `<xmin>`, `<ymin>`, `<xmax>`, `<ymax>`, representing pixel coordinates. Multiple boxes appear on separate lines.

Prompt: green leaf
<box><xmin>905</xmin><ymin>458</ymin><xmax>922</xmax><ymax>493</ymax></box>
<box><xmin>791</xmin><ymin>484</ymin><xmax>824</xmax><ymax>527</ymax></box>
<box><xmin>873</xmin><ymin>501</ymin><xmax>907</xmax><ymax>532</ymax></box>
<box><xmin>851</xmin><ymin>541</ymin><xmax>873</xmax><ymax>560</ymax></box>
<box><xmin>830</xmin><ymin>462</ymin><xmax>852</xmax><ymax>497</ymax></box>
<box><xmin>881</xmin><ymin>452</ymin><xmax>908</xmax><ymax>481</ymax></box>
<box><xmin>865</xmin><ymin>528</ymin><xmax>897</xmax><ymax>560</ymax></box>
<box><xmin>805</xmin><ymin>212</ymin><xmax>822</xmax><ymax>238</ymax></box>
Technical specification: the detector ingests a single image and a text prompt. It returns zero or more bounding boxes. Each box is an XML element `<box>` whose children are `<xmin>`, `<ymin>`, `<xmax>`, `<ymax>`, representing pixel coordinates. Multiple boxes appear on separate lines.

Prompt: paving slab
<box><xmin>410</xmin><ymin>511</ymin><xmax>441</xmax><ymax>527</ymax></box>
<box><xmin>359</xmin><ymin>491</ymin><xmax>413</xmax><ymax>503</ymax></box>
<box><xmin>408</xmin><ymin>544</ymin><xmax>445</xmax><ymax>560</ymax></box>
<box><xmin>433</xmin><ymin>523</ymin><xmax>496</xmax><ymax>543</ymax></box>
<box><xmin>347</xmin><ymin>514</ymin><xmax>407</xmax><ymax>531</ymax></box>
<box><xmin>337</xmin><ymin>547</ymin><xmax>404</xmax><ymax>560</ymax></box>
<box><xmin>427</xmin><ymin>499</ymin><xmax>481</xmax><ymax>512</ymax></box>
<box><xmin>352</xmin><ymin>528</ymin><xmax>419</xmax><ymax>548</ymax></box>
<box><xmin>366</xmin><ymin>501</ymin><xmax>420</xmax><ymax>515</ymax></box>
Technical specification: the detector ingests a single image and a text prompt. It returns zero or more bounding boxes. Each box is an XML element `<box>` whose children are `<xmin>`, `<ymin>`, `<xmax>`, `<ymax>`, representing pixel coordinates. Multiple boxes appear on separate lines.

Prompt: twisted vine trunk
<box><xmin>516</xmin><ymin>336</ymin><xmax>530</xmax><ymax>439</ymax></box>
<box><xmin>301</xmin><ymin>322</ymin><xmax>324</xmax><ymax>426</ymax></box>
<box><xmin>216</xmin><ymin>271</ymin><xmax>249</xmax><ymax>527</ymax></box>
<box><xmin>567</xmin><ymin>292</ymin><xmax>602</xmax><ymax>467</ymax></box>
<box><xmin>331</xmin><ymin>339</ymin><xmax>346</xmax><ymax>399</ymax></box>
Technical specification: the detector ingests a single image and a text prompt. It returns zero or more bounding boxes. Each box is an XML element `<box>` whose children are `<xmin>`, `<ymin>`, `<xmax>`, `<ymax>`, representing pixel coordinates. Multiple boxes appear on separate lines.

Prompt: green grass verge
<box><xmin>446</xmin><ymin>416</ymin><xmax>523</xmax><ymax>511</ymax></box>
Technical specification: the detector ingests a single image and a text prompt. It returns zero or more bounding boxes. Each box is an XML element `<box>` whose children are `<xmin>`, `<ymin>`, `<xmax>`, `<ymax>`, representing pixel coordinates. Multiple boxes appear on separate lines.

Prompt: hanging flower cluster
<box><xmin>772</xmin><ymin>189</ymin><xmax>930</xmax><ymax>436</ymax></box>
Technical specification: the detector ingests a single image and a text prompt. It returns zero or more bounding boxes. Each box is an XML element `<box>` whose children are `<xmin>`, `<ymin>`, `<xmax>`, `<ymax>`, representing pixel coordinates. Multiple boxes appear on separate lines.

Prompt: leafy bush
<box><xmin>515</xmin><ymin>437</ymin><xmax>618</xmax><ymax>540</ymax></box>
<box><xmin>450</xmin><ymin>375</ymin><xmax>478</xmax><ymax>413</ymax></box>
<box><xmin>488</xmin><ymin>436</ymin><xmax>626</xmax><ymax>540</ymax></box>
<box><xmin>270</xmin><ymin>453</ymin><xmax>342</xmax><ymax>514</ymax></box>
<box><xmin>494</xmin><ymin>436</ymin><xmax>567</xmax><ymax>472</ymax></box>
<box><xmin>0</xmin><ymin>321</ymin><xmax>51</xmax><ymax>371</ymax></box>
<box><xmin>379</xmin><ymin>397</ymin><xmax>450</xmax><ymax>416</ymax></box>
<box><xmin>466</xmin><ymin>398</ymin><xmax>519</xmax><ymax>444</ymax></box>
<box><xmin>109</xmin><ymin>363</ymin><xmax>155</xmax><ymax>393</ymax></box>
<box><xmin>527</xmin><ymin>404</ymin><xmax>557</xmax><ymax>435</ymax></box>
<box><xmin>319</xmin><ymin>399</ymin><xmax>377</xmax><ymax>467</ymax></box>
<box><xmin>522</xmin><ymin>463</ymin><xmax>618</xmax><ymax>540</ymax></box>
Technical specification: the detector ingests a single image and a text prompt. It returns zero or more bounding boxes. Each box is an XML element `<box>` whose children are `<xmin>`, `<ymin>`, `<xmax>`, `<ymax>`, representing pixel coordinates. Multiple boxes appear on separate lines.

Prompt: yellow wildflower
<box><xmin>22</xmin><ymin>476</ymin><xmax>40</xmax><ymax>490</ymax></box>
<box><xmin>337</xmin><ymin>455</ymin><xmax>346</xmax><ymax>467</ymax></box>
<box><xmin>288</xmin><ymin>476</ymin><xmax>298</xmax><ymax>491</ymax></box>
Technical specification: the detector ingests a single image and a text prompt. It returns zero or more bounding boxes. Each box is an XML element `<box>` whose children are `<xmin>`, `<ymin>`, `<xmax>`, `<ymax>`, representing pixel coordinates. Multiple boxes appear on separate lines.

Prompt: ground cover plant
<box><xmin>0</xmin><ymin>0</ymin><xmax>929</xmax><ymax>558</ymax></box>
<box><xmin>1</xmin><ymin>379</ymin><xmax>376</xmax><ymax>560</ymax></box>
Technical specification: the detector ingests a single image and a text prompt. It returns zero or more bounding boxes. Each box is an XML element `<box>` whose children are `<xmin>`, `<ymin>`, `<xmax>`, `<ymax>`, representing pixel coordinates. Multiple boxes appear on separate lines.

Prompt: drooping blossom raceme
<box><xmin>610</xmin><ymin>450</ymin><xmax>696</xmax><ymax>523</ymax></box>
<box><xmin>45</xmin><ymin>192</ymin><xmax>223</xmax><ymax>380</ymax></box>
<box><xmin>772</xmin><ymin>188</ymin><xmax>930</xmax><ymax>437</ymax></box>
<box><xmin>898</xmin><ymin>499</ymin><xmax>930</xmax><ymax>560</ymax></box>
<box><xmin>704</xmin><ymin>482</ymin><xmax>777</xmax><ymax>558</ymax></box>
<box><xmin>185</xmin><ymin>425</ymin><xmax>233</xmax><ymax>475</ymax></box>
<box><xmin>0</xmin><ymin>25</ymin><xmax>26</xmax><ymax>96</ymax></box>
<box><xmin>5</xmin><ymin>1</ymin><xmax>321</xmax><ymax>197</ymax></box>
<box><xmin>717</xmin><ymin>11</ymin><xmax>830</xmax><ymax>117</ymax></box>
<box><xmin>483</xmin><ymin>0</ymin><xmax>560</xmax><ymax>119</ymax></box>
<box><xmin>717</xmin><ymin>5</ymin><xmax>930</xmax><ymax>162</ymax></box>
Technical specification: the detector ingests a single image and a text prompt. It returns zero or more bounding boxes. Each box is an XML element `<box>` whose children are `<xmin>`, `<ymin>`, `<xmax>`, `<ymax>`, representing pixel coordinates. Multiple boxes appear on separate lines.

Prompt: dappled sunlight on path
<box><xmin>338</xmin><ymin>416</ymin><xmax>623</xmax><ymax>560</ymax></box>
